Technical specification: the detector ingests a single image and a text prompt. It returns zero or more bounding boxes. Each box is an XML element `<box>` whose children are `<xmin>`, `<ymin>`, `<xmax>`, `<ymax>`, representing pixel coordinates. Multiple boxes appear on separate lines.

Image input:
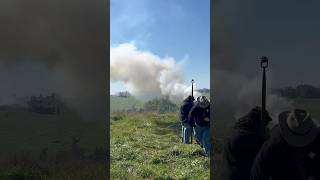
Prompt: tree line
<box><xmin>274</xmin><ymin>84</ymin><xmax>320</xmax><ymax>99</ymax></box>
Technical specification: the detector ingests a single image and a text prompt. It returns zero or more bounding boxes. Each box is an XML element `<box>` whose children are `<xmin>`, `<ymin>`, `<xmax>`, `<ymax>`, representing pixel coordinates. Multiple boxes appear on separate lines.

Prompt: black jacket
<box><xmin>250</xmin><ymin>125</ymin><xmax>320</xmax><ymax>180</ymax></box>
<box><xmin>180</xmin><ymin>99</ymin><xmax>194</xmax><ymax>124</ymax></box>
<box><xmin>221</xmin><ymin>107</ymin><xmax>270</xmax><ymax>180</ymax></box>
<box><xmin>305</xmin><ymin>133</ymin><xmax>320</xmax><ymax>179</ymax></box>
<box><xmin>188</xmin><ymin>103</ymin><xmax>210</xmax><ymax>127</ymax></box>
<box><xmin>221</xmin><ymin>129</ymin><xmax>267</xmax><ymax>180</ymax></box>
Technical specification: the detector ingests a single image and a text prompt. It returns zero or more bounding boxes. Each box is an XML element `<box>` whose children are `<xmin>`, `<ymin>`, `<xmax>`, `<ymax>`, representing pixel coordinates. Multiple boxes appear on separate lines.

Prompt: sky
<box><xmin>213</xmin><ymin>0</ymin><xmax>320</xmax><ymax>88</ymax></box>
<box><xmin>110</xmin><ymin>0</ymin><xmax>210</xmax><ymax>94</ymax></box>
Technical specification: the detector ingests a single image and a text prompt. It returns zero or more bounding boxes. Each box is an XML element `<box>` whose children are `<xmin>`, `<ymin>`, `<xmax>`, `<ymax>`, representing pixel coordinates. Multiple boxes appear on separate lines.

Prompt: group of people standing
<box><xmin>221</xmin><ymin>107</ymin><xmax>320</xmax><ymax>180</ymax></box>
<box><xmin>180</xmin><ymin>95</ymin><xmax>211</xmax><ymax>156</ymax></box>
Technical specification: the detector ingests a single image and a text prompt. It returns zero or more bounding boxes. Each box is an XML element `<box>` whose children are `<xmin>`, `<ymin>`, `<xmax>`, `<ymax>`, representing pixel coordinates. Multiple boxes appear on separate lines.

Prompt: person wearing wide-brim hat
<box><xmin>250</xmin><ymin>109</ymin><xmax>320</xmax><ymax>180</ymax></box>
<box><xmin>279</xmin><ymin>109</ymin><xmax>318</xmax><ymax>147</ymax></box>
<box><xmin>188</xmin><ymin>96</ymin><xmax>211</xmax><ymax>156</ymax></box>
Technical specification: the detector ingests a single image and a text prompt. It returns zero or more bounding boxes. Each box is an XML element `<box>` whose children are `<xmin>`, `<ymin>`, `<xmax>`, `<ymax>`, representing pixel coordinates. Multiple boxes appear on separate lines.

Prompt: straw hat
<box><xmin>279</xmin><ymin>109</ymin><xmax>319</xmax><ymax>147</ymax></box>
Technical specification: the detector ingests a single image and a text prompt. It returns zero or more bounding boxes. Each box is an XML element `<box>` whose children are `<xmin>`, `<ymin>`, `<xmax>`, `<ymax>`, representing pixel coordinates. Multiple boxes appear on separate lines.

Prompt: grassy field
<box><xmin>110</xmin><ymin>112</ymin><xmax>210</xmax><ymax>179</ymax></box>
<box><xmin>0</xmin><ymin>111</ymin><xmax>105</xmax><ymax>155</ymax></box>
<box><xmin>0</xmin><ymin>111</ymin><xmax>106</xmax><ymax>179</ymax></box>
<box><xmin>110</xmin><ymin>95</ymin><xmax>144</xmax><ymax>112</ymax></box>
<box><xmin>110</xmin><ymin>92</ymin><xmax>210</xmax><ymax>113</ymax></box>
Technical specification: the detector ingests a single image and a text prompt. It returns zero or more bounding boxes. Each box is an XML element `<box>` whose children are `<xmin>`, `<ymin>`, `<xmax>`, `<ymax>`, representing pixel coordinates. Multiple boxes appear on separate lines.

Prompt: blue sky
<box><xmin>110</xmin><ymin>0</ymin><xmax>210</xmax><ymax>93</ymax></box>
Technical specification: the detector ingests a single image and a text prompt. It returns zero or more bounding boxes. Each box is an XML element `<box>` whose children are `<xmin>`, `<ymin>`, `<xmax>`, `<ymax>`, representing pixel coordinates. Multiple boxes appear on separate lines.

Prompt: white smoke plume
<box><xmin>110</xmin><ymin>42</ymin><xmax>201</xmax><ymax>101</ymax></box>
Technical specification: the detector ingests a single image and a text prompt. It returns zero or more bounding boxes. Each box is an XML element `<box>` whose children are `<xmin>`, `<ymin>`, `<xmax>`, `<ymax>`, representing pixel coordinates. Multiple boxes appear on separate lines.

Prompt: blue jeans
<box><xmin>193</xmin><ymin>126</ymin><xmax>211</xmax><ymax>156</ymax></box>
<box><xmin>181</xmin><ymin>123</ymin><xmax>192</xmax><ymax>144</ymax></box>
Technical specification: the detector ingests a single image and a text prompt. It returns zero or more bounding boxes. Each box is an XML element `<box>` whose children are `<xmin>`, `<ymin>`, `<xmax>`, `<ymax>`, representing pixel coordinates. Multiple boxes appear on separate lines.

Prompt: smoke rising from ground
<box><xmin>0</xmin><ymin>0</ymin><xmax>107</xmax><ymax>121</ymax></box>
<box><xmin>110</xmin><ymin>43</ymin><xmax>201</xmax><ymax>101</ymax></box>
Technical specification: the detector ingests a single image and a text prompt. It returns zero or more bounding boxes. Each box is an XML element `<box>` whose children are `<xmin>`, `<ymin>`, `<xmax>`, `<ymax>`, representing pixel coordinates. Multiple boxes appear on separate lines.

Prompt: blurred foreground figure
<box><xmin>180</xmin><ymin>95</ymin><xmax>195</xmax><ymax>144</ymax></box>
<box><xmin>250</xmin><ymin>109</ymin><xmax>320</xmax><ymax>180</ymax></box>
<box><xmin>221</xmin><ymin>107</ymin><xmax>272</xmax><ymax>180</ymax></box>
<box><xmin>189</xmin><ymin>96</ymin><xmax>211</xmax><ymax>156</ymax></box>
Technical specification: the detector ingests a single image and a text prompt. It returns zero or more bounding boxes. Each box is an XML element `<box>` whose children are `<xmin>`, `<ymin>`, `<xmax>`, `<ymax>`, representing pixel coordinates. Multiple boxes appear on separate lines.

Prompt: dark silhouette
<box><xmin>250</xmin><ymin>109</ymin><xmax>320</xmax><ymax>180</ymax></box>
<box><xmin>221</xmin><ymin>107</ymin><xmax>272</xmax><ymax>180</ymax></box>
<box><xmin>39</xmin><ymin>146</ymin><xmax>49</xmax><ymax>162</ymax></box>
<box><xmin>27</xmin><ymin>93</ymin><xmax>65</xmax><ymax>114</ymax></box>
<box><xmin>180</xmin><ymin>95</ymin><xmax>195</xmax><ymax>144</ymax></box>
<box><xmin>71</xmin><ymin>136</ymin><xmax>84</xmax><ymax>160</ymax></box>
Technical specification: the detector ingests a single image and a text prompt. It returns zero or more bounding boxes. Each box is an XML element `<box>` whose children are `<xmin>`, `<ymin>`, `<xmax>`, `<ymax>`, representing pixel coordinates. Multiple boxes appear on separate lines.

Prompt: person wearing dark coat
<box><xmin>250</xmin><ymin>109</ymin><xmax>320</xmax><ymax>180</ymax></box>
<box><xmin>188</xmin><ymin>96</ymin><xmax>211</xmax><ymax>156</ymax></box>
<box><xmin>304</xmin><ymin>133</ymin><xmax>320</xmax><ymax>180</ymax></box>
<box><xmin>180</xmin><ymin>95</ymin><xmax>194</xmax><ymax>144</ymax></box>
<box><xmin>221</xmin><ymin>106</ymin><xmax>272</xmax><ymax>180</ymax></box>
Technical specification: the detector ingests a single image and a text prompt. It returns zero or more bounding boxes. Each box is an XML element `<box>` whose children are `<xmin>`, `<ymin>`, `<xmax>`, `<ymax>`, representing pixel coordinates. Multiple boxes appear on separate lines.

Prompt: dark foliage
<box><xmin>117</xmin><ymin>91</ymin><xmax>131</xmax><ymax>98</ymax></box>
<box><xmin>274</xmin><ymin>84</ymin><xmax>320</xmax><ymax>99</ymax></box>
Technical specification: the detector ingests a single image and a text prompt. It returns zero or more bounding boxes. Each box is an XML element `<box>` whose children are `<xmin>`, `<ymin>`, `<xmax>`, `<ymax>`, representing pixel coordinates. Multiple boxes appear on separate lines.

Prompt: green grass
<box><xmin>110</xmin><ymin>112</ymin><xmax>210</xmax><ymax>180</ymax></box>
<box><xmin>0</xmin><ymin>111</ymin><xmax>106</xmax><ymax>179</ymax></box>
<box><xmin>0</xmin><ymin>111</ymin><xmax>105</xmax><ymax>155</ymax></box>
<box><xmin>110</xmin><ymin>93</ymin><xmax>210</xmax><ymax>113</ymax></box>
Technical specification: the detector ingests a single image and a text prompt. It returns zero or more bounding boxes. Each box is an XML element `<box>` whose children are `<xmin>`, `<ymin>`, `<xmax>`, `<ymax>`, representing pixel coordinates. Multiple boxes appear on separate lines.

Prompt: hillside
<box><xmin>0</xmin><ymin>112</ymin><xmax>105</xmax><ymax>155</ymax></box>
<box><xmin>110</xmin><ymin>95</ymin><xmax>144</xmax><ymax>112</ymax></box>
<box><xmin>110</xmin><ymin>112</ymin><xmax>210</xmax><ymax>179</ymax></box>
<box><xmin>110</xmin><ymin>88</ymin><xmax>211</xmax><ymax>113</ymax></box>
<box><xmin>0</xmin><ymin>111</ymin><xmax>106</xmax><ymax>179</ymax></box>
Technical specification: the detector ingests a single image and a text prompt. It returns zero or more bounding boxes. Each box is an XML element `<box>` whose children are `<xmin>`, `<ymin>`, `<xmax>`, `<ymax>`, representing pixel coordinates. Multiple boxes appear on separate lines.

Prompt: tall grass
<box><xmin>110</xmin><ymin>112</ymin><xmax>210</xmax><ymax>179</ymax></box>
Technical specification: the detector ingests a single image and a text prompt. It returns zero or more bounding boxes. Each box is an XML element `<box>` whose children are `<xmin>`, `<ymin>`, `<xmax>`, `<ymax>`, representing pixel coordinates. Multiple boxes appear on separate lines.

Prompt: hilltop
<box><xmin>110</xmin><ymin>95</ymin><xmax>144</xmax><ymax>112</ymax></box>
<box><xmin>110</xmin><ymin>88</ymin><xmax>211</xmax><ymax>113</ymax></box>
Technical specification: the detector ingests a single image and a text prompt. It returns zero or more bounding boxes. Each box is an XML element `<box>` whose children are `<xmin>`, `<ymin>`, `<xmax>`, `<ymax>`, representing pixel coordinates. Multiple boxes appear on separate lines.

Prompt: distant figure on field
<box><xmin>180</xmin><ymin>95</ymin><xmax>195</xmax><ymax>144</ymax></box>
<box><xmin>188</xmin><ymin>96</ymin><xmax>211</xmax><ymax>156</ymax></box>
<box><xmin>221</xmin><ymin>106</ymin><xmax>272</xmax><ymax>180</ymax></box>
<box><xmin>250</xmin><ymin>109</ymin><xmax>320</xmax><ymax>180</ymax></box>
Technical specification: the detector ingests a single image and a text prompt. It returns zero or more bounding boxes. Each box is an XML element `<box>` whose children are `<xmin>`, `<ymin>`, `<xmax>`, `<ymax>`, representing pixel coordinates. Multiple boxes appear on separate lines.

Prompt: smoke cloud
<box><xmin>214</xmin><ymin>70</ymin><xmax>292</xmax><ymax>121</ymax></box>
<box><xmin>212</xmin><ymin>0</ymin><xmax>293</xmax><ymax>127</ymax></box>
<box><xmin>110</xmin><ymin>42</ymin><xmax>201</xmax><ymax>101</ymax></box>
<box><xmin>0</xmin><ymin>0</ymin><xmax>107</xmax><ymax>121</ymax></box>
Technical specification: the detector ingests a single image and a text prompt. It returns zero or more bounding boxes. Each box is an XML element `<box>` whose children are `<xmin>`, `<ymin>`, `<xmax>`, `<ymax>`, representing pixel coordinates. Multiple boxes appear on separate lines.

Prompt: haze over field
<box><xmin>0</xmin><ymin>0</ymin><xmax>107</xmax><ymax>121</ymax></box>
<box><xmin>212</xmin><ymin>1</ymin><xmax>320</xmax><ymax>179</ymax></box>
<box><xmin>211</xmin><ymin>0</ymin><xmax>320</xmax><ymax>120</ymax></box>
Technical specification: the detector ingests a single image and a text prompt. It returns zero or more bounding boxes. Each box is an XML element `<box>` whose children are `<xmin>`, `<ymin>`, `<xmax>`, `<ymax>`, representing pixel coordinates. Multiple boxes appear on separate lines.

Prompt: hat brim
<box><xmin>279</xmin><ymin>111</ymin><xmax>319</xmax><ymax>147</ymax></box>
